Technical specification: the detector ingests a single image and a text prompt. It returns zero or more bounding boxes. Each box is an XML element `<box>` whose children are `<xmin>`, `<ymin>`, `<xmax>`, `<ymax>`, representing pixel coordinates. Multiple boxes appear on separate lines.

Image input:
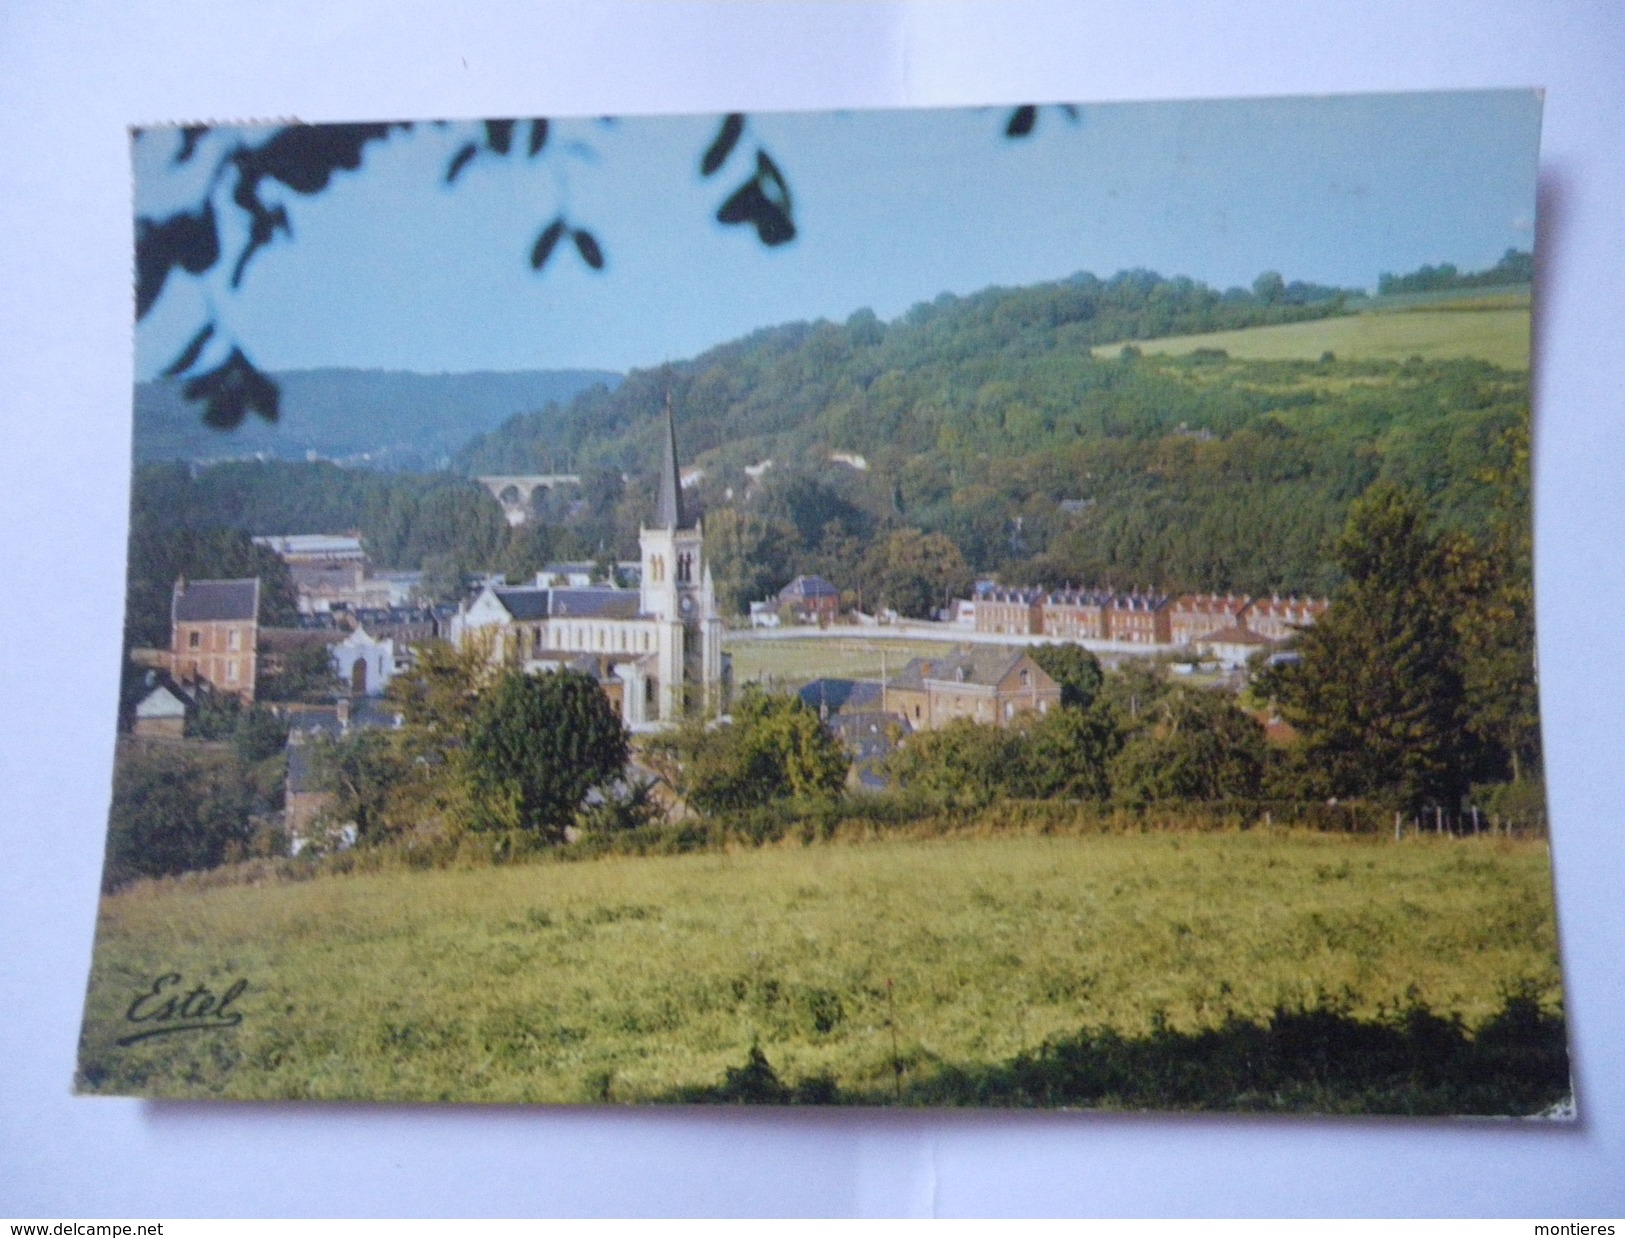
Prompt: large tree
<box><xmin>1262</xmin><ymin>483</ymin><xmax>1470</xmax><ymax>810</ymax></box>
<box><xmin>1108</xmin><ymin>686</ymin><xmax>1267</xmax><ymax>807</ymax></box>
<box><xmin>682</xmin><ymin>688</ymin><xmax>848</xmax><ymax>813</ymax></box>
<box><xmin>858</xmin><ymin>527</ymin><xmax>971</xmax><ymax>619</ymax></box>
<box><xmin>465</xmin><ymin>670</ymin><xmax>630</xmax><ymax>839</ymax></box>
<box><xmin>1029</xmin><ymin>643</ymin><xmax>1105</xmax><ymax>711</ymax></box>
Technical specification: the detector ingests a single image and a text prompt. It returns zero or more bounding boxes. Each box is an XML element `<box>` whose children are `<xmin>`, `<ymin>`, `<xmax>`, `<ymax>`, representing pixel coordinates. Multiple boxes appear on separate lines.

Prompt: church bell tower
<box><xmin>639</xmin><ymin>393</ymin><xmax>718</xmax><ymax>718</ymax></box>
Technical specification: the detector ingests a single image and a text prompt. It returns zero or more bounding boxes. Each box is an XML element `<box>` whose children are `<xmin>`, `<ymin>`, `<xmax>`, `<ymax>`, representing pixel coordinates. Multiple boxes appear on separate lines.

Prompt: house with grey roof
<box><xmin>776</xmin><ymin>574</ymin><xmax>841</xmax><ymax>625</ymax></box>
<box><xmin>170</xmin><ymin>576</ymin><xmax>260</xmax><ymax>703</ymax></box>
<box><xmin>883</xmin><ymin>647</ymin><xmax>1060</xmax><ymax>731</ymax></box>
<box><xmin>131</xmin><ymin>671</ymin><xmax>195</xmax><ymax>739</ymax></box>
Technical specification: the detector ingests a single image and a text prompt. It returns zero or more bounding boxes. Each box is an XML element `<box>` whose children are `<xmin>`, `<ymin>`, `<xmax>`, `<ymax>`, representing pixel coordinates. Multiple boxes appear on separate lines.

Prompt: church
<box><xmin>450</xmin><ymin>400</ymin><xmax>725</xmax><ymax>730</ymax></box>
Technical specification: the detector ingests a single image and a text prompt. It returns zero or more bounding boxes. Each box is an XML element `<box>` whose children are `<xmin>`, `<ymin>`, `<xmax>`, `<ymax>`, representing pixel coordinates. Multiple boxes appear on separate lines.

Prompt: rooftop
<box><xmin>172</xmin><ymin>577</ymin><xmax>259</xmax><ymax>624</ymax></box>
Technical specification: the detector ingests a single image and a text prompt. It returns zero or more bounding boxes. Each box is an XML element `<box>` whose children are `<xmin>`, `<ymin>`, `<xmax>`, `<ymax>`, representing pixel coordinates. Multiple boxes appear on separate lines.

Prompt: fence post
<box><xmin>1394</xmin><ymin>811</ymin><xmax>1402</xmax><ymax>841</ymax></box>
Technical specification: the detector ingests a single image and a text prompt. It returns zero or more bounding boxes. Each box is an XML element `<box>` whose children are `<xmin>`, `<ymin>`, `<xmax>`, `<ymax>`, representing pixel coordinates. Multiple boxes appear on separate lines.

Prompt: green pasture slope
<box><xmin>78</xmin><ymin>829</ymin><xmax>1567</xmax><ymax>1111</ymax></box>
<box><xmin>1091</xmin><ymin>291</ymin><xmax>1531</xmax><ymax>370</ymax></box>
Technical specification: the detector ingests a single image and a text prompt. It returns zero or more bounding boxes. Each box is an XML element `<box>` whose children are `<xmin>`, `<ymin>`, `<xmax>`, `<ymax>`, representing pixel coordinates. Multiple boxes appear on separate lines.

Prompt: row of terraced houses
<box><xmin>974</xmin><ymin>586</ymin><xmax>1328</xmax><ymax>649</ymax></box>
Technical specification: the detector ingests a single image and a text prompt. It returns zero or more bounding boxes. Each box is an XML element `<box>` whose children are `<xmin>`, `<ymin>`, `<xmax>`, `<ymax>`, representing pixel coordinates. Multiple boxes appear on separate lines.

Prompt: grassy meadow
<box><xmin>78</xmin><ymin>828</ymin><xmax>1567</xmax><ymax>1110</ymax></box>
<box><xmin>1091</xmin><ymin>299</ymin><xmax>1531</xmax><ymax>370</ymax></box>
<box><xmin>724</xmin><ymin>635</ymin><xmax>963</xmax><ymax>689</ymax></box>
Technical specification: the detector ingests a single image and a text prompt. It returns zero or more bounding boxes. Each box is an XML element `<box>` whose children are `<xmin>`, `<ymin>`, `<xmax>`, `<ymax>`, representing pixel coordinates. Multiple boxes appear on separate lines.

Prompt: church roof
<box><xmin>654</xmin><ymin>392</ymin><xmax>687</xmax><ymax>530</ymax></box>
<box><xmin>549</xmin><ymin>589</ymin><xmax>641</xmax><ymax>619</ymax></box>
<box><xmin>491</xmin><ymin>586</ymin><xmax>552</xmax><ymax>621</ymax></box>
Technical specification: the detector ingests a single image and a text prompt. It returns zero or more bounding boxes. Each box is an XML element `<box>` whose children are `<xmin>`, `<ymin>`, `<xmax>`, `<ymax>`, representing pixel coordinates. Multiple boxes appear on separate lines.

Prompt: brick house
<box><xmin>974</xmin><ymin>587</ymin><xmax>1046</xmax><ymax>636</ymax></box>
<box><xmin>1105</xmin><ymin>591</ymin><xmax>1172</xmax><ymax>644</ymax></box>
<box><xmin>1243</xmin><ymin>595</ymin><xmax>1330</xmax><ymax>640</ymax></box>
<box><xmin>1169</xmin><ymin>593</ymin><xmax>1253</xmax><ymax>646</ymax></box>
<box><xmin>885</xmin><ymin>648</ymin><xmax>1060</xmax><ymax>731</ymax></box>
<box><xmin>171</xmin><ymin>577</ymin><xmax>260</xmax><ymax>703</ymax></box>
<box><xmin>777</xmin><ymin>574</ymin><xmax>841</xmax><ymax>625</ymax></box>
<box><xmin>1041</xmin><ymin>587</ymin><xmax>1113</xmax><ymax>641</ymax></box>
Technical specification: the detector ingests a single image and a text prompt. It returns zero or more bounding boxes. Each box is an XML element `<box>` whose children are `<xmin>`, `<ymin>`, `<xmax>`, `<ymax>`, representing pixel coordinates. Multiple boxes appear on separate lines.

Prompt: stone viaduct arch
<box><xmin>475</xmin><ymin>474</ymin><xmax>582</xmax><ymax>524</ymax></box>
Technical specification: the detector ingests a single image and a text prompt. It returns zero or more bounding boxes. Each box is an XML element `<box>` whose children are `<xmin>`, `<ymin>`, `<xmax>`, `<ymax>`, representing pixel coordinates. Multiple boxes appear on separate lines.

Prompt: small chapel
<box><xmin>450</xmin><ymin>398</ymin><xmax>725</xmax><ymax>730</ymax></box>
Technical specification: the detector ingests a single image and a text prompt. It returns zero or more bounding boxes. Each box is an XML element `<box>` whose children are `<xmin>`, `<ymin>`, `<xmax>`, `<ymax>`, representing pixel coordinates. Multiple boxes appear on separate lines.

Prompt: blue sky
<box><xmin>134</xmin><ymin>89</ymin><xmax>1541</xmax><ymax>379</ymax></box>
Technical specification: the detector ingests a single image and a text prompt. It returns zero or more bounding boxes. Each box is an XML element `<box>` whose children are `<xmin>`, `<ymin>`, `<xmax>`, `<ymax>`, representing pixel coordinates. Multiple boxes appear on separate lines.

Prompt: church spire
<box><xmin>655</xmin><ymin>387</ymin><xmax>686</xmax><ymax>530</ymax></box>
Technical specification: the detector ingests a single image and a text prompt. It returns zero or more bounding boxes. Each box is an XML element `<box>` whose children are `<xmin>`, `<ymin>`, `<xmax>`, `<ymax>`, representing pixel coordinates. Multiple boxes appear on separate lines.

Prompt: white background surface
<box><xmin>1</xmin><ymin>0</ymin><xmax>1622</xmax><ymax>1218</ymax></box>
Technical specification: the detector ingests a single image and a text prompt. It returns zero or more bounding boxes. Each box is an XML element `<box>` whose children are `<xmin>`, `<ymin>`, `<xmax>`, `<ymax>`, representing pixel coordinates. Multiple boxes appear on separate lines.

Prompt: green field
<box><xmin>78</xmin><ymin>829</ymin><xmax>1565</xmax><ymax>1108</ymax></box>
<box><xmin>725</xmin><ymin>635</ymin><xmax>972</xmax><ymax>688</ymax></box>
<box><xmin>1091</xmin><ymin>301</ymin><xmax>1531</xmax><ymax>370</ymax></box>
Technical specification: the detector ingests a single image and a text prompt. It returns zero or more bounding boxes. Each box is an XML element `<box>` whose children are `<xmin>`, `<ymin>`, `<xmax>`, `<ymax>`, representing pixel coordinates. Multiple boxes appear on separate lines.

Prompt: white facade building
<box><xmin>330</xmin><ymin>626</ymin><xmax>396</xmax><ymax>696</ymax></box>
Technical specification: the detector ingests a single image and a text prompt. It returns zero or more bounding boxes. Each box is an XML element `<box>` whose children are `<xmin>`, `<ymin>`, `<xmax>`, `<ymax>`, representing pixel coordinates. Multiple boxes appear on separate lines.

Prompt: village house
<box><xmin>776</xmin><ymin>574</ymin><xmax>841</xmax><ymax>625</ymax></box>
<box><xmin>884</xmin><ymin>648</ymin><xmax>1061</xmax><ymax>731</ymax></box>
<box><xmin>130</xmin><ymin>671</ymin><xmax>194</xmax><ymax>738</ymax></box>
<box><xmin>1169</xmin><ymin>593</ymin><xmax>1253</xmax><ymax>646</ymax></box>
<box><xmin>1104</xmin><ymin>590</ymin><xmax>1173</xmax><ymax>644</ymax></box>
<box><xmin>797</xmin><ymin>677</ymin><xmax>912</xmax><ymax>785</ymax></box>
<box><xmin>1243</xmin><ymin>594</ymin><xmax>1330</xmax><ymax>640</ymax></box>
<box><xmin>1040</xmin><ymin>587</ymin><xmax>1114</xmax><ymax>641</ymax></box>
<box><xmin>974</xmin><ymin>587</ymin><xmax>1046</xmax><ymax>636</ymax></box>
<box><xmin>170</xmin><ymin>576</ymin><xmax>260</xmax><ymax>703</ymax></box>
<box><xmin>1194</xmin><ymin>624</ymin><xmax>1274</xmax><ymax>670</ymax></box>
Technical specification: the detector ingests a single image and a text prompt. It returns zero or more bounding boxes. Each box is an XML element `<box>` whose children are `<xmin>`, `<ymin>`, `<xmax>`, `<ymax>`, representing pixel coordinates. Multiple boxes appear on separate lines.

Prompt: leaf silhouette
<box><xmin>573</xmin><ymin>228</ymin><xmax>605</xmax><ymax>270</ymax></box>
<box><xmin>182</xmin><ymin>348</ymin><xmax>280</xmax><ymax>429</ymax></box>
<box><xmin>701</xmin><ymin>113</ymin><xmax>745</xmax><ymax>176</ymax></box>
<box><xmin>484</xmin><ymin>120</ymin><xmax>515</xmax><ymax>155</ymax></box>
<box><xmin>527</xmin><ymin>118</ymin><xmax>549</xmax><ymax>157</ymax></box>
<box><xmin>716</xmin><ymin>151</ymin><xmax>795</xmax><ymax>246</ymax></box>
<box><xmin>244</xmin><ymin>123</ymin><xmax>393</xmax><ymax>195</ymax></box>
<box><xmin>228</xmin><ymin>176</ymin><xmax>289</xmax><ymax>287</ymax></box>
<box><xmin>530</xmin><ymin>217</ymin><xmax>567</xmax><ymax>270</ymax></box>
<box><xmin>446</xmin><ymin>142</ymin><xmax>479</xmax><ymax>183</ymax></box>
<box><xmin>174</xmin><ymin>126</ymin><xmax>209</xmax><ymax>165</ymax></box>
<box><xmin>162</xmin><ymin>322</ymin><xmax>216</xmax><ymax>377</ymax></box>
<box><xmin>135</xmin><ymin>203</ymin><xmax>220</xmax><ymax>319</ymax></box>
<box><xmin>1006</xmin><ymin>105</ymin><xmax>1038</xmax><ymax>137</ymax></box>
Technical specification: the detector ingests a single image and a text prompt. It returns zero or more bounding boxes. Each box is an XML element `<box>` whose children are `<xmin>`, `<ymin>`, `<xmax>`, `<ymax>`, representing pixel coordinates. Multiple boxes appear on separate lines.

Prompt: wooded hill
<box><xmin>451</xmin><ymin>267</ymin><xmax>1530</xmax><ymax>604</ymax></box>
<box><xmin>127</xmin><ymin>262</ymin><xmax>1531</xmax><ymax>616</ymax></box>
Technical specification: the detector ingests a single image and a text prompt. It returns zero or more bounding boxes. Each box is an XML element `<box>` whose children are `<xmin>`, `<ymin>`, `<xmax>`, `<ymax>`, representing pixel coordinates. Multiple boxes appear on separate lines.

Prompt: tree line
<box><xmin>1377</xmin><ymin>249</ymin><xmax>1532</xmax><ymax>296</ymax></box>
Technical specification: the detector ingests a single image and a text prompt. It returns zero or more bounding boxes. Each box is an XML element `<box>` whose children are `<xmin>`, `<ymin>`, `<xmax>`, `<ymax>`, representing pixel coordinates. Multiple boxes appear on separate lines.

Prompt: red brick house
<box><xmin>1169</xmin><ymin>593</ymin><xmax>1252</xmax><ymax>646</ymax></box>
<box><xmin>1041</xmin><ymin>588</ymin><xmax>1112</xmax><ymax>641</ymax></box>
<box><xmin>171</xmin><ymin>577</ymin><xmax>260</xmax><ymax>703</ymax></box>
<box><xmin>1244</xmin><ymin>595</ymin><xmax>1330</xmax><ymax>640</ymax></box>
<box><xmin>777</xmin><ymin>574</ymin><xmax>841</xmax><ymax>625</ymax></box>
<box><xmin>1105</xmin><ymin>591</ymin><xmax>1172</xmax><ymax>644</ymax></box>
<box><xmin>974</xmin><ymin>587</ymin><xmax>1045</xmax><ymax>636</ymax></box>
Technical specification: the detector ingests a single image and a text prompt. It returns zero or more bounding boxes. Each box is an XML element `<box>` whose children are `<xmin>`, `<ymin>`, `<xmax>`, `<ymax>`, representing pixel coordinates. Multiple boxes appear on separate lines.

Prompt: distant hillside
<box><xmin>453</xmin><ymin>267</ymin><xmax>1358</xmax><ymax>478</ymax></box>
<box><xmin>442</xmin><ymin>266</ymin><xmax>1527</xmax><ymax>605</ymax></box>
<box><xmin>133</xmin><ymin>367</ymin><xmax>620</xmax><ymax>468</ymax></box>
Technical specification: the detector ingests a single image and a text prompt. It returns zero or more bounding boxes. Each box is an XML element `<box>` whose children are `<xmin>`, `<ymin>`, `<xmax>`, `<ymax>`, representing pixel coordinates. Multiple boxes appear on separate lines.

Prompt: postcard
<box><xmin>77</xmin><ymin>90</ymin><xmax>1568</xmax><ymax>1112</ymax></box>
